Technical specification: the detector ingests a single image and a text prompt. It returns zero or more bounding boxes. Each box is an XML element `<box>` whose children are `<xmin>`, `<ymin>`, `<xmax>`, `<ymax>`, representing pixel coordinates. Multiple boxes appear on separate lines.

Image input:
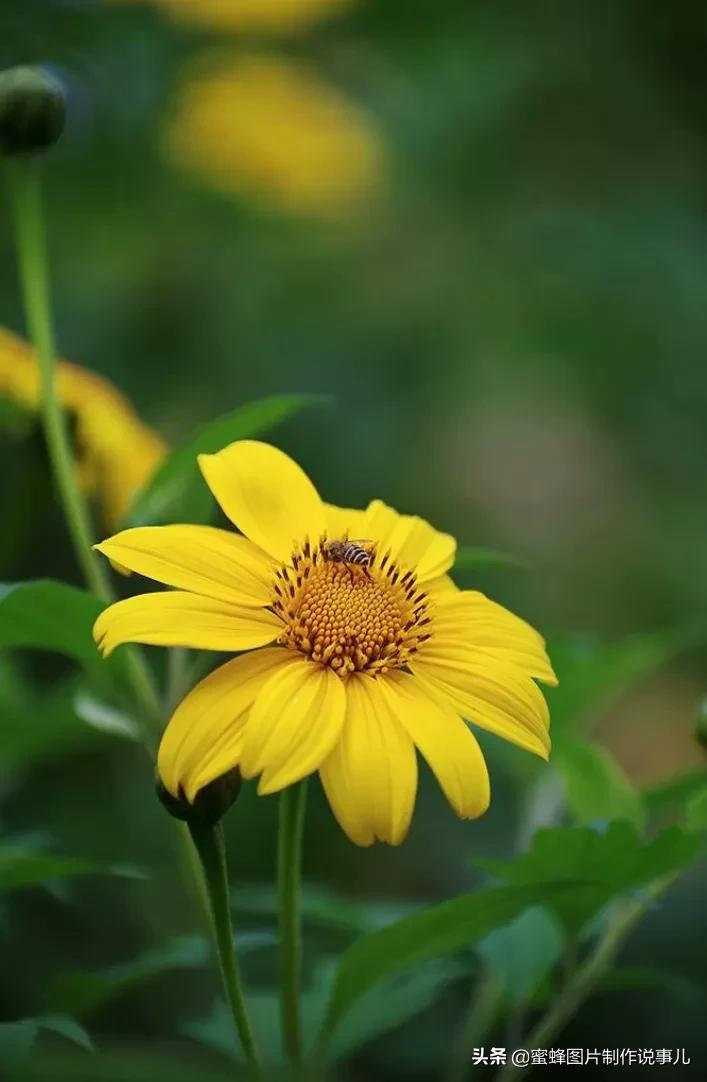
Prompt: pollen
<box><xmin>271</xmin><ymin>540</ymin><xmax>431</xmax><ymax>676</ymax></box>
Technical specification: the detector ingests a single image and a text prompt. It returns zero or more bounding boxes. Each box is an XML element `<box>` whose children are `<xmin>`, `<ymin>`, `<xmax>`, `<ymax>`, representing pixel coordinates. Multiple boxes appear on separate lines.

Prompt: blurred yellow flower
<box><xmin>0</xmin><ymin>326</ymin><xmax>167</xmax><ymax>527</ymax></box>
<box><xmin>115</xmin><ymin>0</ymin><xmax>353</xmax><ymax>34</ymax></box>
<box><xmin>94</xmin><ymin>441</ymin><xmax>556</xmax><ymax>846</ymax></box>
<box><xmin>165</xmin><ymin>54</ymin><xmax>384</xmax><ymax>218</ymax></box>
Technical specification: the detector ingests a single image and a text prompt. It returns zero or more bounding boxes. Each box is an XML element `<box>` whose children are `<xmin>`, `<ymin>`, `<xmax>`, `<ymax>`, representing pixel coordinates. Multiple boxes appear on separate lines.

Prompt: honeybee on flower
<box><xmin>93</xmin><ymin>441</ymin><xmax>556</xmax><ymax>846</ymax></box>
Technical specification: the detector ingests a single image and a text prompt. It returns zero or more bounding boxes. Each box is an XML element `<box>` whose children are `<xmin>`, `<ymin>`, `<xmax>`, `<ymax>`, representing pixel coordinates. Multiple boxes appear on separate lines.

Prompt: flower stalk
<box><xmin>189</xmin><ymin>819</ymin><xmax>264</xmax><ymax>1080</ymax></box>
<box><xmin>3</xmin><ymin>79</ymin><xmax>261</xmax><ymax>1082</ymax></box>
<box><xmin>495</xmin><ymin>881</ymin><xmax>670</xmax><ymax>1082</ymax></box>
<box><xmin>5</xmin><ymin>158</ymin><xmax>112</xmax><ymax>603</ymax></box>
<box><xmin>278</xmin><ymin>779</ymin><xmax>308</xmax><ymax>1068</ymax></box>
<box><xmin>4</xmin><ymin>156</ymin><xmax>163</xmax><ymax>733</ymax></box>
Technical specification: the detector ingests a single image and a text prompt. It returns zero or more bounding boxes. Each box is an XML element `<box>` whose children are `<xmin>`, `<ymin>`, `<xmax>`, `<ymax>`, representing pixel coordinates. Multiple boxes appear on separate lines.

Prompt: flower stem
<box><xmin>5</xmin><ymin>158</ymin><xmax>112</xmax><ymax>603</ymax></box>
<box><xmin>4</xmin><ymin>157</ymin><xmax>163</xmax><ymax>731</ymax></box>
<box><xmin>278</xmin><ymin>779</ymin><xmax>308</xmax><ymax>1068</ymax></box>
<box><xmin>189</xmin><ymin>819</ymin><xmax>264</xmax><ymax>1081</ymax></box>
<box><xmin>446</xmin><ymin>969</ymin><xmax>503</xmax><ymax>1082</ymax></box>
<box><xmin>495</xmin><ymin>884</ymin><xmax>668</xmax><ymax>1082</ymax></box>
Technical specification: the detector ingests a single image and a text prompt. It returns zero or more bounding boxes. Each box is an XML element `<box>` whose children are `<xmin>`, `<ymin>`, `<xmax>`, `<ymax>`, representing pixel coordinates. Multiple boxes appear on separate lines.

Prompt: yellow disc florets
<box><xmin>271</xmin><ymin>538</ymin><xmax>431</xmax><ymax>677</ymax></box>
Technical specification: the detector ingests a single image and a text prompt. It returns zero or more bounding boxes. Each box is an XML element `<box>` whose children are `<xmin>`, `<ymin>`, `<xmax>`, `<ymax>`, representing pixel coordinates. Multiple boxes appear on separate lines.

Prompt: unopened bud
<box><xmin>0</xmin><ymin>66</ymin><xmax>66</xmax><ymax>156</ymax></box>
<box><xmin>156</xmin><ymin>768</ymin><xmax>242</xmax><ymax>827</ymax></box>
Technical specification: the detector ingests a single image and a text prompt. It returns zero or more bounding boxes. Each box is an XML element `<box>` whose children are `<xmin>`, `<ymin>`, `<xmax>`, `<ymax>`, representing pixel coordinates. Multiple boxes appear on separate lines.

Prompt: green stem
<box><xmin>495</xmin><ymin>885</ymin><xmax>667</xmax><ymax>1082</ymax></box>
<box><xmin>189</xmin><ymin>820</ymin><xmax>264</xmax><ymax>1081</ymax></box>
<box><xmin>446</xmin><ymin>969</ymin><xmax>503</xmax><ymax>1082</ymax></box>
<box><xmin>4</xmin><ymin>157</ymin><xmax>162</xmax><ymax>732</ymax></box>
<box><xmin>278</xmin><ymin>780</ymin><xmax>308</xmax><ymax>1068</ymax></box>
<box><xmin>5</xmin><ymin>158</ymin><xmax>112</xmax><ymax>602</ymax></box>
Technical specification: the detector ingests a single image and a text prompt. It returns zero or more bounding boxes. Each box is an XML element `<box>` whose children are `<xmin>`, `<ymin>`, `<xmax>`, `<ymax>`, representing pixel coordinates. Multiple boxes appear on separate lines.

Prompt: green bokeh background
<box><xmin>0</xmin><ymin>1</ymin><xmax>705</xmax><ymax>1078</ymax></box>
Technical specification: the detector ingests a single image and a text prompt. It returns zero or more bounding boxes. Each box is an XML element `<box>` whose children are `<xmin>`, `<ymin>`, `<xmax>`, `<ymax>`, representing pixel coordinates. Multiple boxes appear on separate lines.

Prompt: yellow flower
<box><xmin>115</xmin><ymin>0</ymin><xmax>353</xmax><ymax>34</ymax></box>
<box><xmin>0</xmin><ymin>326</ymin><xmax>167</xmax><ymax>527</ymax></box>
<box><xmin>164</xmin><ymin>53</ymin><xmax>384</xmax><ymax>218</ymax></box>
<box><xmin>93</xmin><ymin>441</ymin><xmax>556</xmax><ymax>845</ymax></box>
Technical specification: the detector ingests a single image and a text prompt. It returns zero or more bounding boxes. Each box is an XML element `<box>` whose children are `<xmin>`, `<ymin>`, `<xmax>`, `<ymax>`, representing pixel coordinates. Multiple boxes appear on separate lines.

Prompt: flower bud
<box><xmin>156</xmin><ymin>768</ymin><xmax>242</xmax><ymax>827</ymax></box>
<box><xmin>0</xmin><ymin>66</ymin><xmax>66</xmax><ymax>156</ymax></box>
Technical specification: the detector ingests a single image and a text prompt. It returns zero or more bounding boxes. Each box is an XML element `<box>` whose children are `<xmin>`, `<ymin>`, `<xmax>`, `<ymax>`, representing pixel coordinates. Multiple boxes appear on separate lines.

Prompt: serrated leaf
<box><xmin>554</xmin><ymin>737</ymin><xmax>646</xmax><ymax>829</ymax></box>
<box><xmin>686</xmin><ymin>786</ymin><xmax>707</xmax><ymax>832</ymax></box>
<box><xmin>477</xmin><ymin>822</ymin><xmax>704</xmax><ymax>931</ymax></box>
<box><xmin>123</xmin><ymin>394</ymin><xmax>328</xmax><ymax>528</ymax></box>
<box><xmin>477</xmin><ymin>906</ymin><xmax>564</xmax><ymax>1005</ymax></box>
<box><xmin>319</xmin><ymin>881</ymin><xmax>602</xmax><ymax>1038</ymax></box>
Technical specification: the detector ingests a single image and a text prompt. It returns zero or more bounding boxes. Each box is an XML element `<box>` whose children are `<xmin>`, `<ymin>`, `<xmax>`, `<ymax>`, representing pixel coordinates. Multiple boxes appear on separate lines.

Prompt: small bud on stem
<box><xmin>156</xmin><ymin>769</ymin><xmax>242</xmax><ymax>827</ymax></box>
<box><xmin>0</xmin><ymin>66</ymin><xmax>66</xmax><ymax>157</ymax></box>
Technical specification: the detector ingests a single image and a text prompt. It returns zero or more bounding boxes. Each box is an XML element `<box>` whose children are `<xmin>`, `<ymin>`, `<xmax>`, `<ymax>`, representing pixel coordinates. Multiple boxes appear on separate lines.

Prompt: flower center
<box><xmin>271</xmin><ymin>539</ymin><xmax>431</xmax><ymax>677</ymax></box>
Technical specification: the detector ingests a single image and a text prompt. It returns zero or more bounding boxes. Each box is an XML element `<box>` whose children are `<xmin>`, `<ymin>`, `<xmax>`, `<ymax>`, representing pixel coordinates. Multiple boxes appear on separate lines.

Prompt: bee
<box><xmin>323</xmin><ymin>538</ymin><xmax>375</xmax><ymax>576</ymax></box>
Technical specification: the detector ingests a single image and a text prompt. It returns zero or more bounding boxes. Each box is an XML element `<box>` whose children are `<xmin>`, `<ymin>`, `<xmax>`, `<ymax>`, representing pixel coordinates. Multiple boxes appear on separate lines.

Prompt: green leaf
<box><xmin>0</xmin><ymin>1015</ymin><xmax>91</xmax><ymax>1069</ymax></box>
<box><xmin>329</xmin><ymin>960</ymin><xmax>464</xmax><ymax>1061</ymax></box>
<box><xmin>187</xmin><ymin>958</ymin><xmax>462</xmax><ymax>1067</ymax></box>
<box><xmin>0</xmin><ymin>842</ymin><xmax>144</xmax><ymax>893</ymax></box>
<box><xmin>553</xmin><ymin>737</ymin><xmax>646</xmax><ymax>829</ymax></box>
<box><xmin>597</xmin><ymin>965</ymin><xmax>707</xmax><ymax>1004</ymax></box>
<box><xmin>123</xmin><ymin>394</ymin><xmax>328</xmax><ymax>528</ymax></box>
<box><xmin>643</xmin><ymin>768</ymin><xmax>707</xmax><ymax>823</ymax></box>
<box><xmin>0</xmin><ymin>1020</ymin><xmax>38</xmax><ymax>1069</ymax></box>
<box><xmin>73</xmin><ymin>690</ymin><xmax>141</xmax><ymax>742</ymax></box>
<box><xmin>233</xmin><ymin>882</ymin><xmax>414</xmax><ymax>936</ymax></box>
<box><xmin>319</xmin><ymin>881</ymin><xmax>602</xmax><ymax>1037</ymax></box>
<box><xmin>0</xmin><ymin>667</ymin><xmax>101</xmax><ymax>771</ymax></box>
<box><xmin>47</xmin><ymin>937</ymin><xmax>208</xmax><ymax>1016</ymax></box>
<box><xmin>477</xmin><ymin>906</ymin><xmax>564</xmax><ymax>1005</ymax></box>
<box><xmin>36</xmin><ymin>1015</ymin><xmax>92</xmax><ymax>1052</ymax></box>
<box><xmin>47</xmin><ymin>932</ymin><xmax>275</xmax><ymax>1017</ymax></box>
<box><xmin>686</xmin><ymin>786</ymin><xmax>707</xmax><ymax>832</ymax></box>
<box><xmin>477</xmin><ymin>822</ymin><xmax>704</xmax><ymax>932</ymax></box>
<box><xmin>547</xmin><ymin>631</ymin><xmax>686</xmax><ymax>733</ymax></box>
<box><xmin>453</xmin><ymin>547</ymin><xmax>527</xmax><ymax>572</ymax></box>
<box><xmin>0</xmin><ymin>580</ymin><xmax>106</xmax><ymax>674</ymax></box>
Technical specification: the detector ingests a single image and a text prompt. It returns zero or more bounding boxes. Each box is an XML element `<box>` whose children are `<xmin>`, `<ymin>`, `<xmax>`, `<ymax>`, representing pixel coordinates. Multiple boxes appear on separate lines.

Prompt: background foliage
<box><xmin>0</xmin><ymin>1</ymin><xmax>706</xmax><ymax>1079</ymax></box>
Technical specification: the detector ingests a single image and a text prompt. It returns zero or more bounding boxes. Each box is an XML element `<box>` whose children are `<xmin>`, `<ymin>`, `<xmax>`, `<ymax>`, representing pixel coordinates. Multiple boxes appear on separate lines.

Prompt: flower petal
<box><xmin>324</xmin><ymin>502</ymin><xmax>368</xmax><ymax>540</ymax></box>
<box><xmin>158</xmin><ymin>647</ymin><xmax>287</xmax><ymax>800</ymax></box>
<box><xmin>425</xmin><ymin>573</ymin><xmax>459</xmax><ymax>596</ymax></box>
<box><xmin>319</xmin><ymin>673</ymin><xmax>418</xmax><ymax>846</ymax></box>
<box><xmin>362</xmin><ymin>499</ymin><xmax>456</xmax><ymax>581</ymax></box>
<box><xmin>430</xmin><ymin>591</ymin><xmax>557</xmax><ymax>686</ymax></box>
<box><xmin>95</xmin><ymin>525</ymin><xmax>274</xmax><ymax>606</ymax></box>
<box><xmin>240</xmin><ymin>658</ymin><xmax>346</xmax><ymax>793</ymax></box>
<box><xmin>410</xmin><ymin>649</ymin><xmax>551</xmax><ymax>760</ymax></box>
<box><xmin>198</xmin><ymin>440</ymin><xmax>325</xmax><ymax>562</ymax></box>
<box><xmin>376</xmin><ymin>672</ymin><xmax>490</xmax><ymax>819</ymax></box>
<box><xmin>93</xmin><ymin>591</ymin><xmax>281</xmax><ymax>656</ymax></box>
